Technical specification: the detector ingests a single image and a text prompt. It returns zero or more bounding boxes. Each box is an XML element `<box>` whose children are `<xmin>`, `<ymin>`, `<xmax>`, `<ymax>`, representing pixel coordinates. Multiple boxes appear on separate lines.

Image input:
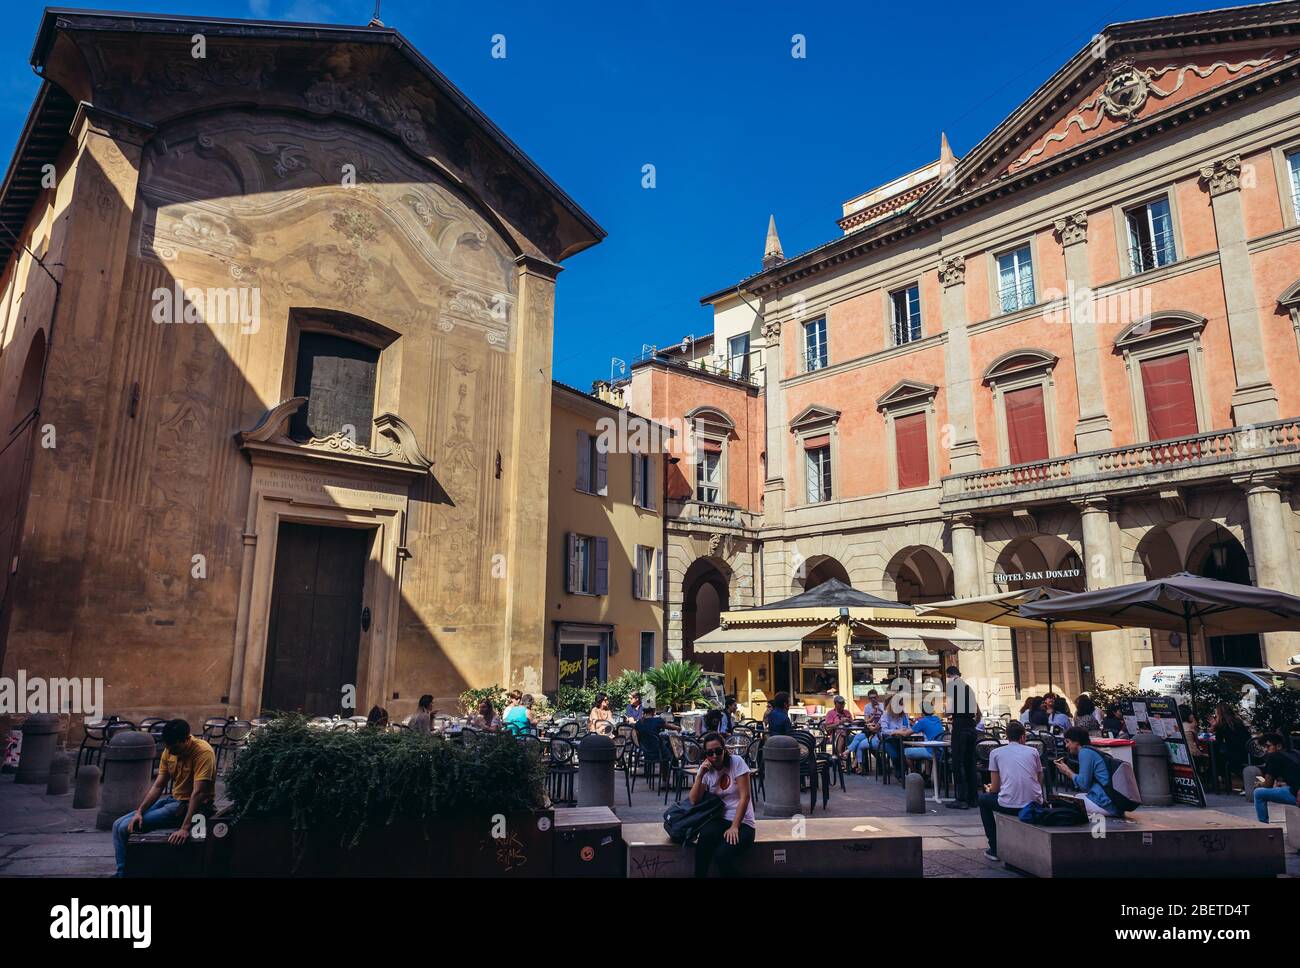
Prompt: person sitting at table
<box><xmin>624</xmin><ymin>691</ymin><xmax>644</xmax><ymax>723</ymax></box>
<box><xmin>1054</xmin><ymin>727</ymin><xmax>1123</xmax><ymax>817</ymax></box>
<box><xmin>1101</xmin><ymin>704</ymin><xmax>1128</xmax><ymax>737</ymax></box>
<box><xmin>902</xmin><ymin>705</ymin><xmax>945</xmax><ymax>780</ymax></box>
<box><xmin>633</xmin><ymin>704</ymin><xmax>680</xmax><ymax>775</ymax></box>
<box><xmin>1252</xmin><ymin>733</ymin><xmax>1300</xmax><ymax>823</ymax></box>
<box><xmin>719</xmin><ymin>697</ymin><xmax>738</xmax><ymax>734</ymax></box>
<box><xmin>588</xmin><ymin>693</ymin><xmax>614</xmax><ymax>735</ymax></box>
<box><xmin>689</xmin><ymin>731</ymin><xmax>756</xmax><ymax>877</ymax></box>
<box><xmin>765</xmin><ymin>692</ymin><xmax>794</xmax><ymax>736</ymax></box>
<box><xmin>408</xmin><ymin>695</ymin><xmax>436</xmax><ymax>734</ymax></box>
<box><xmin>1044</xmin><ymin>694</ymin><xmax>1072</xmax><ymax>731</ymax></box>
<box><xmin>1073</xmin><ymin>695</ymin><xmax>1102</xmax><ymax>732</ymax></box>
<box><xmin>846</xmin><ymin>690</ymin><xmax>885</xmax><ymax>775</ymax></box>
<box><xmin>469</xmin><ymin>699</ymin><xmax>500</xmax><ymax>732</ymax></box>
<box><xmin>502</xmin><ymin>692</ymin><xmax>533</xmax><ymax>734</ymax></box>
<box><xmin>878</xmin><ymin>699</ymin><xmax>913</xmax><ymax>780</ymax></box>
<box><xmin>978</xmin><ymin>720</ymin><xmax>1043</xmax><ymax>861</ymax></box>
<box><xmin>703</xmin><ymin>709</ymin><xmax>723</xmax><ymax>734</ymax></box>
<box><xmin>1024</xmin><ymin>696</ymin><xmax>1048</xmax><ymax>727</ymax></box>
<box><xmin>366</xmin><ymin>705</ymin><xmax>389</xmax><ymax>729</ymax></box>
<box><xmin>824</xmin><ymin>695</ymin><xmax>854</xmax><ymax>768</ymax></box>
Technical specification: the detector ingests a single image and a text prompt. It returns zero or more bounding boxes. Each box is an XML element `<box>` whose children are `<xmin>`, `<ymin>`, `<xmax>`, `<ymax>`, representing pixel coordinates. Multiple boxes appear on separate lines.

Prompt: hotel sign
<box><xmin>993</xmin><ymin>568</ymin><xmax>1080</xmax><ymax>585</ymax></box>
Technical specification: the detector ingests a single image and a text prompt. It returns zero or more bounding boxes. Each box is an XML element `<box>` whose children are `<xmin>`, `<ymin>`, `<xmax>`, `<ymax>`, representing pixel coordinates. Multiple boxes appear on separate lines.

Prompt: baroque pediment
<box><xmin>237</xmin><ymin>397</ymin><xmax>434</xmax><ymax>476</ymax></box>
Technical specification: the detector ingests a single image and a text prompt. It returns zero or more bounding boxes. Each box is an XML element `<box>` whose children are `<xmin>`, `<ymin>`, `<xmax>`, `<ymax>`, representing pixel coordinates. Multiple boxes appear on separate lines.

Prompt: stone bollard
<box><xmin>760</xmin><ymin>735</ymin><xmax>801</xmax><ymax>817</ymax></box>
<box><xmin>46</xmin><ymin>753</ymin><xmax>73</xmax><ymax>796</ymax></box>
<box><xmin>95</xmin><ymin>731</ymin><xmax>156</xmax><ymax>831</ymax></box>
<box><xmin>576</xmin><ymin>733</ymin><xmax>615</xmax><ymax>808</ymax></box>
<box><xmin>905</xmin><ymin>772</ymin><xmax>926</xmax><ymax>813</ymax></box>
<box><xmin>73</xmin><ymin>764</ymin><xmax>101</xmax><ymax>810</ymax></box>
<box><xmin>15</xmin><ymin>713</ymin><xmax>62</xmax><ymax>785</ymax></box>
<box><xmin>1132</xmin><ymin>732</ymin><xmax>1173</xmax><ymax>806</ymax></box>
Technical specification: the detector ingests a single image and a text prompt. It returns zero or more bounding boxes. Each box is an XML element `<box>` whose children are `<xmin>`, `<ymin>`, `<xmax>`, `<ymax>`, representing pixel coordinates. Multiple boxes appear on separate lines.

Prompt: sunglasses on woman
<box><xmin>705</xmin><ymin>747</ymin><xmax>727</xmax><ymax>758</ymax></box>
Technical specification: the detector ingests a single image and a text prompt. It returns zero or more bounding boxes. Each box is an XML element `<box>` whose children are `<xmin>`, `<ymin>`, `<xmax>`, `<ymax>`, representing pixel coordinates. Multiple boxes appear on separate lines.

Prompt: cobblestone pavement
<box><xmin>2</xmin><ymin>768</ymin><xmax>1294</xmax><ymax>878</ymax></box>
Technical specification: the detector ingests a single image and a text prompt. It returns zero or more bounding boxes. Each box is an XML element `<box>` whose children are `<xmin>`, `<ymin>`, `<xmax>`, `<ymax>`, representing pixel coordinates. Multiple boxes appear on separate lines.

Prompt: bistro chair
<box><xmin>75</xmin><ymin>716</ymin><xmax>136</xmax><ymax>778</ymax></box>
<box><xmin>663</xmin><ymin>734</ymin><xmax>703</xmax><ymax>804</ymax></box>
<box><xmin>216</xmin><ymin>720</ymin><xmax>254</xmax><ymax>775</ymax></box>
<box><xmin>792</xmin><ymin>730</ymin><xmax>830</xmax><ymax>812</ymax></box>
<box><xmin>547</xmin><ymin>738</ymin><xmax>578</xmax><ymax>806</ymax></box>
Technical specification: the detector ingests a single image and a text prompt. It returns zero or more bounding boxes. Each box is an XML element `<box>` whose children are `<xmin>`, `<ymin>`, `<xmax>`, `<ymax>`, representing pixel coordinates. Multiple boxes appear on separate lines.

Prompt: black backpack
<box><xmin>1092</xmin><ymin>749</ymin><xmax>1140</xmax><ymax>814</ymax></box>
<box><xmin>663</xmin><ymin>793</ymin><xmax>724</xmax><ymax>844</ymax></box>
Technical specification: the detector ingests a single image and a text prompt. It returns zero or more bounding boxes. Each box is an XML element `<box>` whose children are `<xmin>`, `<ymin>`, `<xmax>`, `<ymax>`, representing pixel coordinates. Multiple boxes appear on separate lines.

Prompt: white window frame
<box><xmin>686</xmin><ymin>408</ymin><xmax>733</xmax><ymax>506</ymax></box>
<box><xmin>804</xmin><ymin>444</ymin><xmax>832</xmax><ymax>503</ymax></box>
<box><xmin>889</xmin><ymin>284</ymin><xmax>922</xmax><ymax>346</ymax></box>
<box><xmin>994</xmin><ymin>243</ymin><xmax>1036</xmax><ymax>314</ymax></box>
<box><xmin>789</xmin><ymin>404</ymin><xmax>840</xmax><ymax>508</ymax></box>
<box><xmin>696</xmin><ymin>449</ymin><xmax>722</xmax><ymax>504</ymax></box>
<box><xmin>1118</xmin><ymin>193</ymin><xmax>1180</xmax><ymax>276</ymax></box>
<box><xmin>727</xmin><ymin>333</ymin><xmax>751</xmax><ymax>379</ymax></box>
<box><xmin>633</xmin><ymin>544</ymin><xmax>662</xmax><ymax>600</ymax></box>
<box><xmin>803</xmin><ymin>317</ymin><xmax>828</xmax><ymax>373</ymax></box>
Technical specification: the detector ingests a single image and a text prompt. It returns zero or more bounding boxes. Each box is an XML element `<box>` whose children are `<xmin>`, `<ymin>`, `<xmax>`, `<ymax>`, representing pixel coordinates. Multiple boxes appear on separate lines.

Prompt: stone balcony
<box><xmin>665</xmin><ymin>499</ymin><xmax>757</xmax><ymax>532</ymax></box>
<box><xmin>940</xmin><ymin>417</ymin><xmax>1300</xmax><ymax>512</ymax></box>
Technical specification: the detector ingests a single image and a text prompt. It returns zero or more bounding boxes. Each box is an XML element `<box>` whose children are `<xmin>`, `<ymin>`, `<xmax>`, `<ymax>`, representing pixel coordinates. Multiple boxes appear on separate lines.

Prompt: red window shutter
<box><xmin>894</xmin><ymin>412</ymin><xmax>929</xmax><ymax>489</ymax></box>
<box><xmin>803</xmin><ymin>434</ymin><xmax>831</xmax><ymax>450</ymax></box>
<box><xmin>1004</xmin><ymin>384</ymin><xmax>1049</xmax><ymax>464</ymax></box>
<box><xmin>1141</xmin><ymin>352</ymin><xmax>1198</xmax><ymax>440</ymax></box>
<box><xmin>701</xmin><ymin>439</ymin><xmax>722</xmax><ymax>454</ymax></box>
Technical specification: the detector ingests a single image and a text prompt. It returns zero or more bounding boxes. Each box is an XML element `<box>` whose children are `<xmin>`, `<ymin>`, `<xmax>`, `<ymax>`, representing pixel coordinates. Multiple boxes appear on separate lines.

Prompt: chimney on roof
<box><xmin>762</xmin><ymin>214</ymin><xmax>784</xmax><ymax>269</ymax></box>
<box><xmin>939</xmin><ymin>132</ymin><xmax>957</xmax><ymax>185</ymax></box>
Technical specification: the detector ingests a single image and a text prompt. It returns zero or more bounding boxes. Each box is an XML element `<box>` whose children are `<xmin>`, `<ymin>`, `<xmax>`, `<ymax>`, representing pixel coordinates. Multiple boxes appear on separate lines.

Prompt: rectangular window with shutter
<box><xmin>1004</xmin><ymin>384</ymin><xmax>1049</xmax><ymax>464</ymax></box>
<box><xmin>567</xmin><ymin>533</ymin><xmax>606</xmax><ymax>595</ymax></box>
<box><xmin>890</xmin><ymin>285</ymin><xmax>921</xmax><ymax>346</ymax></box>
<box><xmin>1126</xmin><ymin>197</ymin><xmax>1177</xmax><ymax>273</ymax></box>
<box><xmin>894</xmin><ymin>411</ymin><xmax>929</xmax><ymax>489</ymax></box>
<box><xmin>593</xmin><ymin>536</ymin><xmax>609</xmax><ymax>596</ymax></box>
<box><xmin>632</xmin><ymin>453</ymin><xmax>655</xmax><ymax>509</ymax></box>
<box><xmin>575</xmin><ymin>431</ymin><xmax>607</xmax><ymax>495</ymax></box>
<box><xmin>633</xmin><ymin>544</ymin><xmax>657</xmax><ymax>600</ymax></box>
<box><xmin>804</xmin><ymin>318</ymin><xmax>828</xmax><ymax>372</ymax></box>
<box><xmin>697</xmin><ymin>448</ymin><xmax>721</xmax><ymax>504</ymax></box>
<box><xmin>640</xmin><ymin>631</ymin><xmax>657</xmax><ymax>672</ymax></box>
<box><xmin>1140</xmin><ymin>351</ymin><xmax>1198</xmax><ymax>440</ymax></box>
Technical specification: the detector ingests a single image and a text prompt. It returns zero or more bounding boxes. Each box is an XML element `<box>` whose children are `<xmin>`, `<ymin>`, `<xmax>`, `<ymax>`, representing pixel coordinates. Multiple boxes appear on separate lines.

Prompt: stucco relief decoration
<box><xmin>1053</xmin><ymin>212</ymin><xmax>1088</xmax><ymax>247</ymax></box>
<box><xmin>762</xmin><ymin>319</ymin><xmax>781</xmax><ymax>341</ymax></box>
<box><xmin>238</xmin><ymin>397</ymin><xmax>432</xmax><ymax>472</ymax></box>
<box><xmin>1010</xmin><ymin>52</ymin><xmax>1279</xmax><ymax>173</ymax></box>
<box><xmin>1199</xmin><ymin>155</ymin><xmax>1242</xmax><ymax>196</ymax></box>
<box><xmin>304</xmin><ymin>73</ymin><xmax>431</xmax><ymax>154</ymax></box>
<box><xmin>938</xmin><ymin>255</ymin><xmax>965</xmax><ymax>289</ymax></box>
<box><xmin>249</xmin><ymin>140</ymin><xmax>310</xmax><ymax>179</ymax></box>
<box><xmin>437</xmin><ymin>382</ymin><xmax>481</xmax><ymax>611</ymax></box>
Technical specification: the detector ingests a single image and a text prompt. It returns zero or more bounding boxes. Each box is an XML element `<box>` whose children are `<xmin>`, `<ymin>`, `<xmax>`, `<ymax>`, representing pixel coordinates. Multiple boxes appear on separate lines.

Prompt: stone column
<box><xmin>501</xmin><ymin>255</ymin><xmax>561</xmax><ymax>695</ymax></box>
<box><xmin>1236</xmin><ymin>472</ymin><xmax>1299</xmax><ymax>670</ymax></box>
<box><xmin>938</xmin><ymin>255</ymin><xmax>982</xmax><ymax>472</ymax></box>
<box><xmin>761</xmin><ymin>317</ymin><xmax>786</xmax><ymax>526</ymax></box>
<box><xmin>1075</xmin><ymin>496</ymin><xmax>1131</xmax><ymax>687</ymax></box>
<box><xmin>948</xmin><ymin>513</ymin><xmax>993</xmax><ymax>689</ymax></box>
<box><xmin>1201</xmin><ymin>155</ymin><xmax>1279</xmax><ymax>426</ymax></box>
<box><xmin>1054</xmin><ymin>213</ymin><xmax>1112</xmax><ymax>451</ymax></box>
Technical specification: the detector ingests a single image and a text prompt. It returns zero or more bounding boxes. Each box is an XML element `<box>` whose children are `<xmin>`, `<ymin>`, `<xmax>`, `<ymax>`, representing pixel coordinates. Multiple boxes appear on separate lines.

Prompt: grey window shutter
<box><xmin>576</xmin><ymin>431</ymin><xmax>591</xmax><ymax>492</ymax></box>
<box><xmin>565</xmin><ymin>532</ymin><xmax>576</xmax><ymax>593</ymax></box>
<box><xmin>645</xmin><ymin>457</ymin><xmax>656</xmax><ymax>510</ymax></box>
<box><xmin>656</xmin><ymin>547</ymin><xmax>665</xmax><ymax>602</ymax></box>
<box><xmin>595</xmin><ymin>447</ymin><xmax>608</xmax><ymax>496</ymax></box>
<box><xmin>632</xmin><ymin>453</ymin><xmax>643</xmax><ymax>507</ymax></box>
<box><xmin>594</xmin><ymin>537</ymin><xmax>609</xmax><ymax>596</ymax></box>
<box><xmin>632</xmin><ymin>544</ymin><xmax>643</xmax><ymax>599</ymax></box>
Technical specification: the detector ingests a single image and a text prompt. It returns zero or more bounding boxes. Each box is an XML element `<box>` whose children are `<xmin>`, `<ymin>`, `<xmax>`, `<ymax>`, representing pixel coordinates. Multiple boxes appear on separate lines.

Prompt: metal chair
<box><xmin>216</xmin><ymin>720</ymin><xmax>254</xmax><ymax>775</ymax></box>
<box><xmin>547</xmin><ymin>738</ymin><xmax>578</xmax><ymax>806</ymax></box>
<box><xmin>792</xmin><ymin>730</ymin><xmax>829</xmax><ymax>812</ymax></box>
<box><xmin>75</xmin><ymin>716</ymin><xmax>136</xmax><ymax>778</ymax></box>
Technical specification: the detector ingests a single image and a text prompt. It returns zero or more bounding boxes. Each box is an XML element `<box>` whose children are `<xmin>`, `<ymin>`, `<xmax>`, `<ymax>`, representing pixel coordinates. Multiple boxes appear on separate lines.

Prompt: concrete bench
<box><xmin>994</xmin><ymin>809</ymin><xmax>1285</xmax><ymax>878</ymax></box>
<box><xmin>124</xmin><ymin>830</ymin><xmax>208</xmax><ymax>878</ymax></box>
<box><xmin>1284</xmin><ymin>804</ymin><xmax>1300</xmax><ymax>853</ymax></box>
<box><xmin>622</xmin><ymin>817</ymin><xmax>922</xmax><ymax>878</ymax></box>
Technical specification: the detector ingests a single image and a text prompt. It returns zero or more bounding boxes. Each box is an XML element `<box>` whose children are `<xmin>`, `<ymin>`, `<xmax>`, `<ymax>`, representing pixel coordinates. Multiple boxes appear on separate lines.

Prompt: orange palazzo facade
<box><xmin>626</xmin><ymin>2</ymin><xmax>1300</xmax><ymax>713</ymax></box>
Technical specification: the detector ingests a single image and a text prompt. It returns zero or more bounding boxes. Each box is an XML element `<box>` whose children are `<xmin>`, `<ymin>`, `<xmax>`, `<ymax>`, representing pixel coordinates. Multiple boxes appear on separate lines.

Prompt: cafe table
<box><xmin>902</xmin><ymin>739</ymin><xmax>949</xmax><ymax>804</ymax></box>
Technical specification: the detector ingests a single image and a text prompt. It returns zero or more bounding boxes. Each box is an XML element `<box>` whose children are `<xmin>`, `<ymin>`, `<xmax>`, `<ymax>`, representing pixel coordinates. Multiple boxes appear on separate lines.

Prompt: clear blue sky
<box><xmin>0</xmin><ymin>0</ymin><xmax>1246</xmax><ymax>387</ymax></box>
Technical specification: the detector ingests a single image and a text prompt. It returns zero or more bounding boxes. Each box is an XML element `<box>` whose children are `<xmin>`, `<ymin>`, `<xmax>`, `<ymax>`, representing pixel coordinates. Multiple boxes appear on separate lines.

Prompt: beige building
<box><xmin>630</xmin><ymin>2</ymin><xmax>1300</xmax><ymax>713</ymax></box>
<box><xmin>0</xmin><ymin>12</ymin><xmax>602</xmax><ymax>726</ymax></box>
<box><xmin>545</xmin><ymin>383</ymin><xmax>666</xmax><ymax>691</ymax></box>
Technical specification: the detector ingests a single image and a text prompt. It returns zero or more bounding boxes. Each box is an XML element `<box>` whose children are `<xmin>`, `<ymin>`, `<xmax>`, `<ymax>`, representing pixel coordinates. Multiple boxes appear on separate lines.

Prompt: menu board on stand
<box><xmin>1121</xmin><ymin>695</ymin><xmax>1206</xmax><ymax>808</ymax></box>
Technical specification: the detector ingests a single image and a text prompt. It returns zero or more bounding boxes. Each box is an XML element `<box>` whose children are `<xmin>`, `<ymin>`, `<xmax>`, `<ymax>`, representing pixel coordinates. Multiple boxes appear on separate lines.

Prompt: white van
<box><xmin>1137</xmin><ymin>665</ymin><xmax>1300</xmax><ymax>709</ymax></box>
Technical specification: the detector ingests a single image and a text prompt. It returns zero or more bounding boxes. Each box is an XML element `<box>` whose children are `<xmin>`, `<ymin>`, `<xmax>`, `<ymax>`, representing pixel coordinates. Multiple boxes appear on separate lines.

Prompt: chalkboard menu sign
<box><xmin>1121</xmin><ymin>695</ymin><xmax>1206</xmax><ymax>808</ymax></box>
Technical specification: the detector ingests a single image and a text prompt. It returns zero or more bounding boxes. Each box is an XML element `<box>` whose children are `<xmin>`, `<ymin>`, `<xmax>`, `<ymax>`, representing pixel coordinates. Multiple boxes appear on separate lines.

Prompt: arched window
<box><xmin>983</xmin><ymin>349</ymin><xmax>1057</xmax><ymax>465</ymax></box>
<box><xmin>686</xmin><ymin>406</ymin><xmax>734</xmax><ymax>505</ymax></box>
<box><xmin>1114</xmin><ymin>311</ymin><xmax>1207</xmax><ymax>442</ymax></box>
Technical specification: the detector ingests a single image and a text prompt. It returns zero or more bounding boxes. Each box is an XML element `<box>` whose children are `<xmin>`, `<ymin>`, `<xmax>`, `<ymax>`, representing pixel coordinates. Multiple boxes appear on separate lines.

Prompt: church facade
<box><xmin>0</xmin><ymin>11</ymin><xmax>602</xmax><ymax>725</ymax></box>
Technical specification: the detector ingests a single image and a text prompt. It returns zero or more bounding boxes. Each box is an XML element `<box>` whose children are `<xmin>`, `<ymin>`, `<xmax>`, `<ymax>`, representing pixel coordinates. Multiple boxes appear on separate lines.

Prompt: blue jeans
<box><xmin>846</xmin><ymin>732</ymin><xmax>878</xmax><ymax>765</ymax></box>
<box><xmin>112</xmin><ymin>796</ymin><xmax>186</xmax><ymax>877</ymax></box>
<box><xmin>1253</xmin><ymin>785</ymin><xmax>1295</xmax><ymax>823</ymax></box>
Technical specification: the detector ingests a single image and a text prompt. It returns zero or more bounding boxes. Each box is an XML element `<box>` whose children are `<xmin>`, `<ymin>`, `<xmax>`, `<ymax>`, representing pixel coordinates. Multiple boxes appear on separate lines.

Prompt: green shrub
<box><xmin>227</xmin><ymin>715</ymin><xmax>546</xmax><ymax>848</ymax></box>
<box><xmin>645</xmin><ymin>660</ymin><xmax>707</xmax><ymax>712</ymax></box>
<box><xmin>1177</xmin><ymin>673</ymin><xmax>1245</xmax><ymax>719</ymax></box>
<box><xmin>459</xmin><ymin>685</ymin><xmax>510</xmax><ymax>717</ymax></box>
<box><xmin>1087</xmin><ymin>679</ymin><xmax>1152</xmax><ymax>713</ymax></box>
<box><xmin>1249</xmin><ymin>687</ymin><xmax>1300</xmax><ymax>737</ymax></box>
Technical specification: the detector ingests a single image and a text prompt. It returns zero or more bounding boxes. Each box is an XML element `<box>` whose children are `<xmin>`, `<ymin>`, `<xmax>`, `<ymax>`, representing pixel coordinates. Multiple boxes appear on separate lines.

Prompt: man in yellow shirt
<box><xmin>112</xmin><ymin>719</ymin><xmax>216</xmax><ymax>876</ymax></box>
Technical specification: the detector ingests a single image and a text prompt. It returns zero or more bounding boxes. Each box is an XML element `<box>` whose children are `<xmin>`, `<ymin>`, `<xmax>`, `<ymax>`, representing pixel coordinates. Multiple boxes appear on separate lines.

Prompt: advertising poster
<box><xmin>1121</xmin><ymin>696</ymin><xmax>1206</xmax><ymax>807</ymax></box>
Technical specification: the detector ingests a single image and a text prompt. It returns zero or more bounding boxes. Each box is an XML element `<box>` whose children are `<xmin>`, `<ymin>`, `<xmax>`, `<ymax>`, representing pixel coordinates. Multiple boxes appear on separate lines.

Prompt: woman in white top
<box><xmin>688</xmin><ymin>731</ymin><xmax>756</xmax><ymax>877</ymax></box>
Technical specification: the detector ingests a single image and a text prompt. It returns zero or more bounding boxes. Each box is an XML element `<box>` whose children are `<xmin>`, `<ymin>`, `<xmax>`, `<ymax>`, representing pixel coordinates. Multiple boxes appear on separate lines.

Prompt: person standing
<box><xmin>945</xmin><ymin>666</ymin><xmax>980</xmax><ymax>809</ymax></box>
<box><xmin>978</xmin><ymin>721</ymin><xmax>1043</xmax><ymax>861</ymax></box>
<box><xmin>689</xmin><ymin>731</ymin><xmax>756</xmax><ymax>877</ymax></box>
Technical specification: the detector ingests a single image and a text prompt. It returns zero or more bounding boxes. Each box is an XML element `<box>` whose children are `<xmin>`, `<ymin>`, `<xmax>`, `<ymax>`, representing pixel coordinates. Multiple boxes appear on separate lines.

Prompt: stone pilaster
<box><xmin>1054</xmin><ymin>212</ymin><xmax>1112</xmax><ymax>450</ymax></box>
<box><xmin>948</xmin><ymin>512</ymin><xmax>994</xmax><ymax>692</ymax></box>
<box><xmin>938</xmin><ymin>255</ymin><xmax>982</xmax><ymax>471</ymax></box>
<box><xmin>1235</xmin><ymin>472</ymin><xmax>1300</xmax><ymax>670</ymax></box>
<box><xmin>501</xmin><ymin>254</ymin><xmax>561</xmax><ymax>695</ymax></box>
<box><xmin>761</xmin><ymin>316</ymin><xmax>786</xmax><ymax>524</ymax></box>
<box><xmin>1073</xmin><ymin>495</ymin><xmax>1132</xmax><ymax>687</ymax></box>
<box><xmin>1201</xmin><ymin>155</ymin><xmax>1279</xmax><ymax>425</ymax></box>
